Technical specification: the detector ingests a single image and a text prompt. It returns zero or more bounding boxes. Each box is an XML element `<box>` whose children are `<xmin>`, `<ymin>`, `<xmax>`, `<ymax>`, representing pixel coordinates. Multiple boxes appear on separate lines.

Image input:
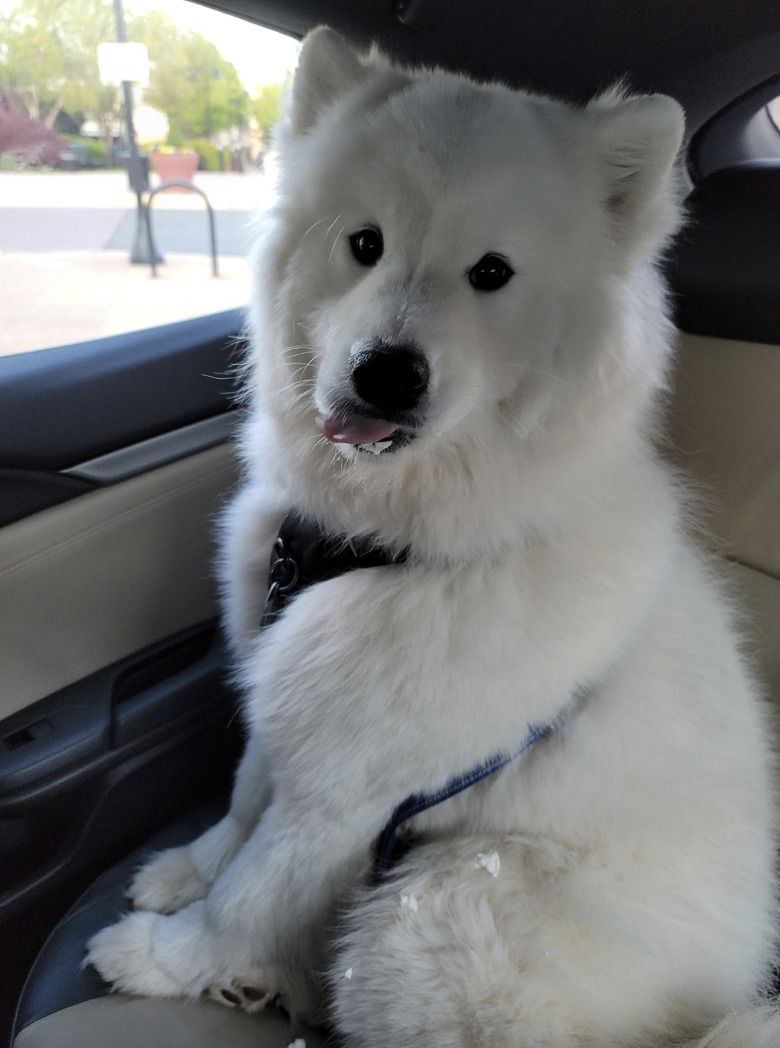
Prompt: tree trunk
<box><xmin>43</xmin><ymin>87</ymin><xmax>66</xmax><ymax>129</ymax></box>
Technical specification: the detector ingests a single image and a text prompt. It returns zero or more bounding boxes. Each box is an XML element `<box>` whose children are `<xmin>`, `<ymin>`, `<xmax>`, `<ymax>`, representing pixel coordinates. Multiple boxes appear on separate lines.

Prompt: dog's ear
<box><xmin>589</xmin><ymin>89</ymin><xmax>685</xmax><ymax>255</ymax></box>
<box><xmin>290</xmin><ymin>27</ymin><xmax>373</xmax><ymax>134</ymax></box>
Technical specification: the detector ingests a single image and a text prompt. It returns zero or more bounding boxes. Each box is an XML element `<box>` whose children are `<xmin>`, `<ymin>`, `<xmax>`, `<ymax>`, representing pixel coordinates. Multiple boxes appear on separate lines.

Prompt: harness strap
<box><xmin>260</xmin><ymin>509</ymin><xmax>407</xmax><ymax>630</ymax></box>
<box><xmin>372</xmin><ymin>720</ymin><xmax>554</xmax><ymax>881</ymax></box>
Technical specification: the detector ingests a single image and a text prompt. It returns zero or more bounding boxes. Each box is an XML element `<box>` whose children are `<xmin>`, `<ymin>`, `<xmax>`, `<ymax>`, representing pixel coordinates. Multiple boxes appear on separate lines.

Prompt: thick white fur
<box><xmin>87</xmin><ymin>27</ymin><xmax>780</xmax><ymax>1047</ymax></box>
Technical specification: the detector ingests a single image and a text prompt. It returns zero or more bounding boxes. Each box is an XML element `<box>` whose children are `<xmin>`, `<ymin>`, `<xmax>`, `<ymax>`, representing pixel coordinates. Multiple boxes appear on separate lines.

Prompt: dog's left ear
<box><xmin>290</xmin><ymin>27</ymin><xmax>373</xmax><ymax>134</ymax></box>
<box><xmin>590</xmin><ymin>90</ymin><xmax>685</xmax><ymax>255</ymax></box>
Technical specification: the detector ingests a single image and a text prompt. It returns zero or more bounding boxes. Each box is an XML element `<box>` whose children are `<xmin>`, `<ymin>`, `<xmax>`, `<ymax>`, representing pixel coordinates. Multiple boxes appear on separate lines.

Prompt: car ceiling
<box><xmin>198</xmin><ymin>0</ymin><xmax>780</xmax><ymax>141</ymax></box>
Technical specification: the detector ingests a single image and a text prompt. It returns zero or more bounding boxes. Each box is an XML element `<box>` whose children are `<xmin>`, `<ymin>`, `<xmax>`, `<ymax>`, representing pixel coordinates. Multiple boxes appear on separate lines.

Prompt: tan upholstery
<box><xmin>726</xmin><ymin>560</ymin><xmax>780</xmax><ymax>707</ymax></box>
<box><xmin>0</xmin><ymin>443</ymin><xmax>238</xmax><ymax>719</ymax></box>
<box><xmin>14</xmin><ymin>997</ymin><xmax>327</xmax><ymax>1048</ymax></box>
<box><xmin>668</xmin><ymin>333</ymin><xmax>780</xmax><ymax>578</ymax></box>
<box><xmin>668</xmin><ymin>333</ymin><xmax>780</xmax><ymax>713</ymax></box>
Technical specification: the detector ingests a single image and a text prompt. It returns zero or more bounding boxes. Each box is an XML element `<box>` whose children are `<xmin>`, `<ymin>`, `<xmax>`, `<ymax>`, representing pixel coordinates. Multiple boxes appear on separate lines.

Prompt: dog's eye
<box><xmin>468</xmin><ymin>254</ymin><xmax>514</xmax><ymax>292</ymax></box>
<box><xmin>349</xmin><ymin>228</ymin><xmax>384</xmax><ymax>267</ymax></box>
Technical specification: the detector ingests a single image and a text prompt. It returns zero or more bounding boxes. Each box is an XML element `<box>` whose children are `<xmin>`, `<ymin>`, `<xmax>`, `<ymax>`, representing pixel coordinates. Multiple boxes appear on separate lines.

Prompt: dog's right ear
<box><xmin>290</xmin><ymin>27</ymin><xmax>371</xmax><ymax>134</ymax></box>
<box><xmin>589</xmin><ymin>89</ymin><xmax>685</xmax><ymax>257</ymax></box>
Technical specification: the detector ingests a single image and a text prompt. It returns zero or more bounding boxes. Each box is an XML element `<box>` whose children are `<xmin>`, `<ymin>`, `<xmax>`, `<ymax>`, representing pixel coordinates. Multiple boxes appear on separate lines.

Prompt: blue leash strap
<box><xmin>372</xmin><ymin>720</ymin><xmax>553</xmax><ymax>882</ymax></box>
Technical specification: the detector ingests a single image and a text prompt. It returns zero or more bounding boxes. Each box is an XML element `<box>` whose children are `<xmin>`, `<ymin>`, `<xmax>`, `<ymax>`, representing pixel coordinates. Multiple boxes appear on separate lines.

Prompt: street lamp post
<box><xmin>110</xmin><ymin>0</ymin><xmax>161</xmax><ymax>265</ymax></box>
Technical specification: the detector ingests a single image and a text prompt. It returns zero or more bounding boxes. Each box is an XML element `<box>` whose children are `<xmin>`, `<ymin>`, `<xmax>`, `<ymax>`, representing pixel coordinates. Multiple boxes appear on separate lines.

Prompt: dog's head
<box><xmin>245</xmin><ymin>28</ymin><xmax>684</xmax><ymax>553</ymax></box>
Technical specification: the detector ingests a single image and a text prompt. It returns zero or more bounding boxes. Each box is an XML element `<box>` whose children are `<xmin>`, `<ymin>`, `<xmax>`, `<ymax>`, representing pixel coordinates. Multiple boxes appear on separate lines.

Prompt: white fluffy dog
<box><xmin>88</xmin><ymin>27</ymin><xmax>780</xmax><ymax>1048</ymax></box>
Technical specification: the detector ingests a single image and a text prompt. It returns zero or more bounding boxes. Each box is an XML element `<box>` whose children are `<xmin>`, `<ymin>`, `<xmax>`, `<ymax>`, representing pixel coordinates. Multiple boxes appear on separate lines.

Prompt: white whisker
<box><xmin>324</xmin><ymin>213</ymin><xmax>343</xmax><ymax>238</ymax></box>
<box><xmin>300</xmin><ymin>216</ymin><xmax>331</xmax><ymax>244</ymax></box>
<box><xmin>328</xmin><ymin>225</ymin><xmax>345</xmax><ymax>263</ymax></box>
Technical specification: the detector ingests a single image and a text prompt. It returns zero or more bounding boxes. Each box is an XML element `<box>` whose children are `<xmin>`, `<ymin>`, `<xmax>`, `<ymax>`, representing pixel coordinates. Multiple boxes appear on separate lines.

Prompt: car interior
<box><xmin>1</xmin><ymin>0</ymin><xmax>779</xmax><ymax>1045</ymax></box>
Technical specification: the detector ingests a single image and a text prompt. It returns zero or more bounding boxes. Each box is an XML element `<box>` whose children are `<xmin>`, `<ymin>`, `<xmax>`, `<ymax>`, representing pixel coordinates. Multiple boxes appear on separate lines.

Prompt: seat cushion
<box><xmin>12</xmin><ymin>797</ymin><xmax>328</xmax><ymax>1048</ymax></box>
<box><xmin>14</xmin><ymin>997</ymin><xmax>326</xmax><ymax>1048</ymax></box>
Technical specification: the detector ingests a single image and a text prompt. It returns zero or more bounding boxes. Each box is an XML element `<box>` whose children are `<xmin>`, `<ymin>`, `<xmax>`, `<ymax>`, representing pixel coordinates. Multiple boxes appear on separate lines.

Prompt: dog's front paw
<box><xmin>86</xmin><ymin>910</ymin><xmax>189</xmax><ymax>997</ymax></box>
<box><xmin>128</xmin><ymin>846</ymin><xmax>208</xmax><ymax>914</ymax></box>
<box><xmin>206</xmin><ymin>969</ymin><xmax>281</xmax><ymax>1014</ymax></box>
<box><xmin>86</xmin><ymin>904</ymin><xmax>218</xmax><ymax>998</ymax></box>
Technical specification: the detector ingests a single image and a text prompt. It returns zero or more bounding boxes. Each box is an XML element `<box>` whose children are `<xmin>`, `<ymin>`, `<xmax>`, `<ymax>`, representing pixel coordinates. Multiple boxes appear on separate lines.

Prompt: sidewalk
<box><xmin>0</xmin><ymin>251</ymin><xmax>250</xmax><ymax>355</ymax></box>
<box><xmin>0</xmin><ymin>168</ymin><xmax>271</xmax><ymax>210</ymax></box>
<box><xmin>0</xmin><ymin>169</ymin><xmax>270</xmax><ymax>355</ymax></box>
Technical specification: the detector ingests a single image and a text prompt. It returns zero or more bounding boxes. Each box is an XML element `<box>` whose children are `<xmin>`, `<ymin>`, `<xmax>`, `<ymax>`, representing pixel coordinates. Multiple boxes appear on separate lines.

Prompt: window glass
<box><xmin>0</xmin><ymin>0</ymin><xmax>299</xmax><ymax>355</ymax></box>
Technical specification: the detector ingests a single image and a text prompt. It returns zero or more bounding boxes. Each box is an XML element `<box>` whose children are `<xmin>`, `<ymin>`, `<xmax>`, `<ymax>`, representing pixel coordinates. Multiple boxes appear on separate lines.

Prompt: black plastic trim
<box><xmin>689</xmin><ymin>73</ymin><xmax>780</xmax><ymax>183</ymax></box>
<box><xmin>666</xmin><ymin>163</ymin><xmax>780</xmax><ymax>345</ymax></box>
<box><xmin>0</xmin><ymin>469</ymin><xmax>96</xmax><ymax>529</ymax></box>
<box><xmin>61</xmin><ymin>413</ymin><xmax>238</xmax><ymax>486</ymax></box>
<box><xmin>0</xmin><ymin>623</ymin><xmax>229</xmax><ymax>803</ymax></box>
<box><xmin>0</xmin><ymin>310</ymin><xmax>246</xmax><ymax>473</ymax></box>
<box><xmin>0</xmin><ymin>621</ymin><xmax>241</xmax><ymax>932</ymax></box>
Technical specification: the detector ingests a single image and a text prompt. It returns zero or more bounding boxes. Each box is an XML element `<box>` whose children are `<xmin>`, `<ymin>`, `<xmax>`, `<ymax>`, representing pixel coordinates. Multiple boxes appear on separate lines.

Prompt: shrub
<box><xmin>62</xmin><ymin>135</ymin><xmax>108</xmax><ymax>168</ymax></box>
<box><xmin>0</xmin><ymin>112</ymin><xmax>64</xmax><ymax>167</ymax></box>
<box><xmin>183</xmin><ymin>138</ymin><xmax>219</xmax><ymax>171</ymax></box>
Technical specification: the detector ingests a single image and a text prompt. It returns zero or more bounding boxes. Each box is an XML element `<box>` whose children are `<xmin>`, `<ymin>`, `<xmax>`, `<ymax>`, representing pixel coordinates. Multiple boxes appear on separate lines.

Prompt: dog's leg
<box><xmin>218</xmin><ymin>482</ymin><xmax>287</xmax><ymax>659</ymax></box>
<box><xmin>127</xmin><ymin>484</ymin><xmax>287</xmax><ymax>914</ymax></box>
<box><xmin>332</xmin><ymin>836</ymin><xmax>779</xmax><ymax>1048</ymax></box>
<box><xmin>128</xmin><ymin>730</ymin><xmax>273</xmax><ymax>914</ymax></box>
<box><xmin>88</xmin><ymin>784</ymin><xmax>376</xmax><ymax>1022</ymax></box>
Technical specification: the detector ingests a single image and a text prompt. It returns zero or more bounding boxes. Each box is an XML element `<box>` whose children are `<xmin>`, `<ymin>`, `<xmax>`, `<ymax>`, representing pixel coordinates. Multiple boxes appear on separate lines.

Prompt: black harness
<box><xmin>261</xmin><ymin>510</ymin><xmax>407</xmax><ymax>630</ymax></box>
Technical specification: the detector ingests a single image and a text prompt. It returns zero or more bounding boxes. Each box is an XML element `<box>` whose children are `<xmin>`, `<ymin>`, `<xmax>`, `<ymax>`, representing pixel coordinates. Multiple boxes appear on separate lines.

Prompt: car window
<box><xmin>0</xmin><ymin>0</ymin><xmax>299</xmax><ymax>356</ymax></box>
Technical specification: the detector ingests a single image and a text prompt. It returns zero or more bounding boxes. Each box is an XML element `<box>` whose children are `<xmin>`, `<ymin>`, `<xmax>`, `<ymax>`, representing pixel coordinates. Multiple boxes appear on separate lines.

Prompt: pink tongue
<box><xmin>317</xmin><ymin>413</ymin><xmax>398</xmax><ymax>445</ymax></box>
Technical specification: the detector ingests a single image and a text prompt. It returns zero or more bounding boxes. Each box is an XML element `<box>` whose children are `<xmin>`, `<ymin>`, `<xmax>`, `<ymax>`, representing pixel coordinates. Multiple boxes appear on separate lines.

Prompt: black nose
<box><xmin>350</xmin><ymin>341</ymin><xmax>430</xmax><ymax>417</ymax></box>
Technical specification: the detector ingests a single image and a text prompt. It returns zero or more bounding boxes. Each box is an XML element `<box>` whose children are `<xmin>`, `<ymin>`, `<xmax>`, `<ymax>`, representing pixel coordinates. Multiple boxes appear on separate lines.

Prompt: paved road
<box><xmin>1</xmin><ymin>208</ymin><xmax>127</xmax><ymax>251</ymax></box>
<box><xmin>0</xmin><ymin>206</ymin><xmax>254</xmax><ymax>255</ymax></box>
<box><xmin>0</xmin><ymin>168</ymin><xmax>271</xmax><ymax>255</ymax></box>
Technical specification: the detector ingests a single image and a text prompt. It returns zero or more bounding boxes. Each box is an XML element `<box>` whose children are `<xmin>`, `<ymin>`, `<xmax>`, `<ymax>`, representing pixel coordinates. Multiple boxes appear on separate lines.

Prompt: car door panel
<box><xmin>0</xmin><ymin>620</ymin><xmax>237</xmax><ymax>908</ymax></box>
<box><xmin>0</xmin><ymin>441</ymin><xmax>237</xmax><ymax>716</ymax></box>
<box><xmin>0</xmin><ymin>313</ymin><xmax>245</xmax><ymax>1033</ymax></box>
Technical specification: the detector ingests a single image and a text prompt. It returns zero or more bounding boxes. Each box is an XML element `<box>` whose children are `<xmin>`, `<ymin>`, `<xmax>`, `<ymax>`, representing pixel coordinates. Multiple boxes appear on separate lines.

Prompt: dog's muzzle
<box><xmin>317</xmin><ymin>339</ymin><xmax>429</xmax><ymax>456</ymax></box>
<box><xmin>350</xmin><ymin>339</ymin><xmax>429</xmax><ymax>417</ymax></box>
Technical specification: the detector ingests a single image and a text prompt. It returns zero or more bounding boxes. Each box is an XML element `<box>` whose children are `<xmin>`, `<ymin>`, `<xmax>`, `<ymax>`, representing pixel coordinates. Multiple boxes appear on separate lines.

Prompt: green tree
<box><xmin>130</xmin><ymin>11</ymin><xmax>247</xmax><ymax>143</ymax></box>
<box><xmin>0</xmin><ymin>2</ymin><xmax>249</xmax><ymax>151</ymax></box>
<box><xmin>250</xmin><ymin>81</ymin><xmax>283</xmax><ymax>139</ymax></box>
<box><xmin>0</xmin><ymin>0</ymin><xmax>115</xmax><ymax>129</ymax></box>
